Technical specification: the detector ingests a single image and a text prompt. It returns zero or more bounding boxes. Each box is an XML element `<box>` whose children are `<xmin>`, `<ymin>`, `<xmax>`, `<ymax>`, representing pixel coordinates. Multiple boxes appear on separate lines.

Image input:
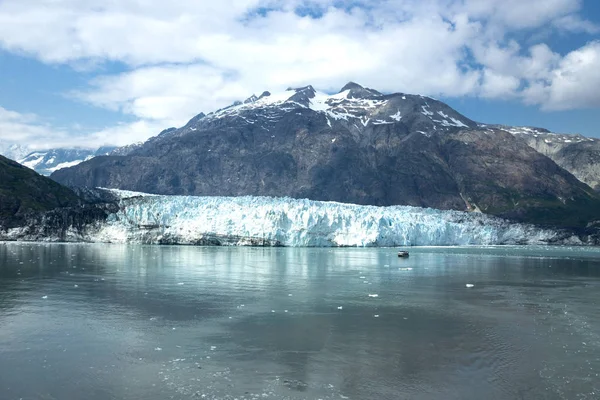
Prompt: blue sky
<box><xmin>0</xmin><ymin>0</ymin><xmax>599</xmax><ymax>150</ymax></box>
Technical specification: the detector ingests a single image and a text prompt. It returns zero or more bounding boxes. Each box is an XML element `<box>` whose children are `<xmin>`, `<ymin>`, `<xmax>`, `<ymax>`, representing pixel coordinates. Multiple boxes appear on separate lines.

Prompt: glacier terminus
<box><xmin>23</xmin><ymin>189</ymin><xmax>573</xmax><ymax>247</ymax></box>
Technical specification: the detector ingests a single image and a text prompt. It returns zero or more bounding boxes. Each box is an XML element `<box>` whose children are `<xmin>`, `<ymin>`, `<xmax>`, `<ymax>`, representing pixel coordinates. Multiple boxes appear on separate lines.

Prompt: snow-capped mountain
<box><xmin>156</xmin><ymin>82</ymin><xmax>476</xmax><ymax>143</ymax></box>
<box><xmin>51</xmin><ymin>82</ymin><xmax>600</xmax><ymax>228</ymax></box>
<box><xmin>108</xmin><ymin>141</ymin><xmax>144</xmax><ymax>156</ymax></box>
<box><xmin>491</xmin><ymin>125</ymin><xmax>600</xmax><ymax>191</ymax></box>
<box><xmin>0</xmin><ymin>140</ymin><xmax>146</xmax><ymax>175</ymax></box>
<box><xmin>17</xmin><ymin>147</ymin><xmax>116</xmax><ymax>176</ymax></box>
<box><xmin>0</xmin><ymin>142</ymin><xmax>32</xmax><ymax>162</ymax></box>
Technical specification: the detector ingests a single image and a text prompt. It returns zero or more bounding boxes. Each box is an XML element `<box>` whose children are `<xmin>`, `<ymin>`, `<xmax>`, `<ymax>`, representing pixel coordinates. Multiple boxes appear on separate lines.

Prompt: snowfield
<box><xmin>85</xmin><ymin>190</ymin><xmax>568</xmax><ymax>246</ymax></box>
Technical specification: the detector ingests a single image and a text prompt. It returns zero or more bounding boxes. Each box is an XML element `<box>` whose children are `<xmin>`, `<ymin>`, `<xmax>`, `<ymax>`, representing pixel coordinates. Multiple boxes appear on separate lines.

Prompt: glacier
<box><xmin>81</xmin><ymin>190</ymin><xmax>571</xmax><ymax>246</ymax></box>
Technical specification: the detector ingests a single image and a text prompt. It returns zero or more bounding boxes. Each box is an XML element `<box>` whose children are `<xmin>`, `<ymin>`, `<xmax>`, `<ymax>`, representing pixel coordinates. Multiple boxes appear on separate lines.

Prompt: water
<box><xmin>1</xmin><ymin>243</ymin><xmax>599</xmax><ymax>400</ymax></box>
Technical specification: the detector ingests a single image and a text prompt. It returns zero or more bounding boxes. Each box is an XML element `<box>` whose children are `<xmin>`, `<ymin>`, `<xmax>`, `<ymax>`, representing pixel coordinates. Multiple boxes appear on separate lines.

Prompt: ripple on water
<box><xmin>1</xmin><ymin>244</ymin><xmax>600</xmax><ymax>400</ymax></box>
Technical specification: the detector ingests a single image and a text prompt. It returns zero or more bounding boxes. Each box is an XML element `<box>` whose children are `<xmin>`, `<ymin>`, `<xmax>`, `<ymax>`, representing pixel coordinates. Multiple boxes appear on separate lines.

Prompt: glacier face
<box><xmin>87</xmin><ymin>190</ymin><xmax>567</xmax><ymax>246</ymax></box>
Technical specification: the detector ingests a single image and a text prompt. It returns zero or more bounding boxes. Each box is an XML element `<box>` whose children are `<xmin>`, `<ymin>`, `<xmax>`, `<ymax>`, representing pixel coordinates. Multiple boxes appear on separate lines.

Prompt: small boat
<box><xmin>397</xmin><ymin>251</ymin><xmax>409</xmax><ymax>258</ymax></box>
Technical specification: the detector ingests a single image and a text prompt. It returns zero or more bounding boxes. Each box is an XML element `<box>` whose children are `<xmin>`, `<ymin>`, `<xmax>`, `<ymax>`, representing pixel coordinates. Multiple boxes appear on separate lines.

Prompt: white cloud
<box><xmin>523</xmin><ymin>41</ymin><xmax>600</xmax><ymax>110</ymax></box>
<box><xmin>83</xmin><ymin>120</ymin><xmax>175</xmax><ymax>147</ymax></box>
<box><xmin>553</xmin><ymin>14</ymin><xmax>600</xmax><ymax>34</ymax></box>
<box><xmin>480</xmin><ymin>70</ymin><xmax>521</xmax><ymax>99</ymax></box>
<box><xmin>71</xmin><ymin>64</ymin><xmax>249</xmax><ymax>124</ymax></box>
<box><xmin>0</xmin><ymin>0</ymin><xmax>598</xmax><ymax>147</ymax></box>
<box><xmin>0</xmin><ymin>106</ymin><xmax>159</xmax><ymax>151</ymax></box>
<box><xmin>457</xmin><ymin>0</ymin><xmax>582</xmax><ymax>30</ymax></box>
<box><xmin>0</xmin><ymin>106</ymin><xmax>70</xmax><ymax>147</ymax></box>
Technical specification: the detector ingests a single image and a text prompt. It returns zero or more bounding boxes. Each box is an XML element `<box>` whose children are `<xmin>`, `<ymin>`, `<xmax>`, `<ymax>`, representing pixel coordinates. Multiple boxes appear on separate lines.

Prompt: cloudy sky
<box><xmin>0</xmin><ymin>0</ymin><xmax>599</xmax><ymax>150</ymax></box>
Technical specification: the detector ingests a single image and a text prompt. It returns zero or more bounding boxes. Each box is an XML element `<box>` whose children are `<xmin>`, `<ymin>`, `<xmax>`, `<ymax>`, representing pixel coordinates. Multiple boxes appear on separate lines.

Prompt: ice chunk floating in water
<box><xmin>89</xmin><ymin>189</ymin><xmax>565</xmax><ymax>247</ymax></box>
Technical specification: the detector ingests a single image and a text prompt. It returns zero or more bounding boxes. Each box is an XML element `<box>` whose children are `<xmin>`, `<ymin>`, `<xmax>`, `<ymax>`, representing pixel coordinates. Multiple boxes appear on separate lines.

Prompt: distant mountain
<box><xmin>494</xmin><ymin>126</ymin><xmax>600</xmax><ymax>191</ymax></box>
<box><xmin>0</xmin><ymin>141</ymin><xmax>145</xmax><ymax>175</ymax></box>
<box><xmin>17</xmin><ymin>147</ymin><xmax>116</xmax><ymax>176</ymax></box>
<box><xmin>0</xmin><ymin>142</ymin><xmax>31</xmax><ymax>162</ymax></box>
<box><xmin>51</xmin><ymin>82</ymin><xmax>600</xmax><ymax>228</ymax></box>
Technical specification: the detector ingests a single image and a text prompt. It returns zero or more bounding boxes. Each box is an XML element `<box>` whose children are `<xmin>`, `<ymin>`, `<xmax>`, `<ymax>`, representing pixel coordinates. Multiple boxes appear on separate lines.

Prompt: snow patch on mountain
<box><xmin>205</xmin><ymin>86</ymin><xmax>390</xmax><ymax>126</ymax></box>
<box><xmin>135</xmin><ymin>83</ymin><xmax>477</xmax><ymax>147</ymax></box>
<box><xmin>421</xmin><ymin>105</ymin><xmax>434</xmax><ymax>116</ymax></box>
<box><xmin>20</xmin><ymin>152</ymin><xmax>47</xmax><ymax>169</ymax></box>
<box><xmin>449</xmin><ymin>117</ymin><xmax>469</xmax><ymax>128</ymax></box>
<box><xmin>209</xmin><ymin>89</ymin><xmax>298</xmax><ymax>120</ymax></box>
<box><xmin>109</xmin><ymin>142</ymin><xmax>144</xmax><ymax>156</ymax></box>
<box><xmin>390</xmin><ymin>110</ymin><xmax>402</xmax><ymax>121</ymax></box>
<box><xmin>493</xmin><ymin>125</ymin><xmax>595</xmax><ymax>144</ymax></box>
<box><xmin>47</xmin><ymin>158</ymin><xmax>93</xmax><ymax>172</ymax></box>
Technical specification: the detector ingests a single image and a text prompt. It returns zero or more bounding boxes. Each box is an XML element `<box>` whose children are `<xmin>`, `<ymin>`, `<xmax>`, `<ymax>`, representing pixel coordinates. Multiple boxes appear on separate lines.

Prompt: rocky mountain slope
<box><xmin>497</xmin><ymin>126</ymin><xmax>600</xmax><ymax>191</ymax></box>
<box><xmin>51</xmin><ymin>83</ymin><xmax>600</xmax><ymax>228</ymax></box>
<box><xmin>0</xmin><ymin>155</ymin><xmax>118</xmax><ymax>240</ymax></box>
<box><xmin>0</xmin><ymin>154</ymin><xmax>81</xmax><ymax>218</ymax></box>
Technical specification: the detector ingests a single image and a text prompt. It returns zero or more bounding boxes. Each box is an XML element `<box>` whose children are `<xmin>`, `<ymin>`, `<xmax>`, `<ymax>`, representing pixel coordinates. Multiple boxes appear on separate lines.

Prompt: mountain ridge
<box><xmin>0</xmin><ymin>142</ymin><xmax>145</xmax><ymax>175</ymax></box>
<box><xmin>48</xmin><ymin>82</ymin><xmax>600</xmax><ymax>228</ymax></box>
<box><xmin>496</xmin><ymin>125</ymin><xmax>600</xmax><ymax>191</ymax></box>
<box><xmin>0</xmin><ymin>154</ymin><xmax>81</xmax><ymax>218</ymax></box>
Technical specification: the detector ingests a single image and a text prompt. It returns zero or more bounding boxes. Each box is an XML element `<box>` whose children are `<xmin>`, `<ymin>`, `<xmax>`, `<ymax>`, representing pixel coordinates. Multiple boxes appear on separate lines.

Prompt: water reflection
<box><xmin>1</xmin><ymin>243</ymin><xmax>599</xmax><ymax>399</ymax></box>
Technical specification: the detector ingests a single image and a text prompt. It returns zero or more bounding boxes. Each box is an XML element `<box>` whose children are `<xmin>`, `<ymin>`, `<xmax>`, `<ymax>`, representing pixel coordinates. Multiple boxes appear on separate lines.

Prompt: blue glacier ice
<box><xmin>88</xmin><ymin>190</ymin><xmax>567</xmax><ymax>246</ymax></box>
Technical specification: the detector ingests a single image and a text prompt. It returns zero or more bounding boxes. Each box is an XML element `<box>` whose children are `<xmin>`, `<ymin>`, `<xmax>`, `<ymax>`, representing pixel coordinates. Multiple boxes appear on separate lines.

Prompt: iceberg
<box><xmin>86</xmin><ymin>189</ymin><xmax>565</xmax><ymax>246</ymax></box>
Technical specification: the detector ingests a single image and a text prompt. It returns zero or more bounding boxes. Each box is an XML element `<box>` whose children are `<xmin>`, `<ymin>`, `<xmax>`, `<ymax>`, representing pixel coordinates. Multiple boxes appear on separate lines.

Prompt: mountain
<box><xmin>51</xmin><ymin>83</ymin><xmax>600</xmax><ymax>228</ymax></box>
<box><xmin>0</xmin><ymin>154</ymin><xmax>81</xmax><ymax>218</ymax></box>
<box><xmin>17</xmin><ymin>147</ymin><xmax>118</xmax><ymax>176</ymax></box>
<box><xmin>496</xmin><ymin>126</ymin><xmax>600</xmax><ymax>191</ymax></box>
<box><xmin>0</xmin><ymin>142</ymin><xmax>31</xmax><ymax>161</ymax></box>
<box><xmin>0</xmin><ymin>155</ymin><xmax>122</xmax><ymax>241</ymax></box>
<box><xmin>0</xmin><ymin>141</ymin><xmax>146</xmax><ymax>175</ymax></box>
<box><xmin>108</xmin><ymin>141</ymin><xmax>144</xmax><ymax>156</ymax></box>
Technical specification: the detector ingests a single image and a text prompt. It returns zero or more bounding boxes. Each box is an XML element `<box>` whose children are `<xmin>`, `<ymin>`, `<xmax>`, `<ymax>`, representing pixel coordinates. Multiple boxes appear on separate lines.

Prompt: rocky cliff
<box><xmin>0</xmin><ymin>155</ymin><xmax>118</xmax><ymax>240</ymax></box>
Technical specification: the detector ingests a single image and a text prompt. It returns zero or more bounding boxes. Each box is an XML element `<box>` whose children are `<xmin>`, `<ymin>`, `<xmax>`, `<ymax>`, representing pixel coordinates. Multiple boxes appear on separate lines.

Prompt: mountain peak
<box><xmin>287</xmin><ymin>85</ymin><xmax>316</xmax><ymax>105</ymax></box>
<box><xmin>339</xmin><ymin>82</ymin><xmax>364</xmax><ymax>92</ymax></box>
<box><xmin>244</xmin><ymin>94</ymin><xmax>258</xmax><ymax>104</ymax></box>
<box><xmin>159</xmin><ymin>127</ymin><xmax>178</xmax><ymax>136</ymax></box>
<box><xmin>338</xmin><ymin>82</ymin><xmax>383</xmax><ymax>98</ymax></box>
<box><xmin>286</xmin><ymin>85</ymin><xmax>315</xmax><ymax>94</ymax></box>
<box><xmin>184</xmin><ymin>112</ymin><xmax>205</xmax><ymax>128</ymax></box>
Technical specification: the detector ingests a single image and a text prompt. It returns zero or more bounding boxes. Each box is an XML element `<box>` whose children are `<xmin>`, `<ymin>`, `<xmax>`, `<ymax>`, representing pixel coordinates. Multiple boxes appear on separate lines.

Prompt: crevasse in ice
<box><xmin>89</xmin><ymin>190</ymin><xmax>562</xmax><ymax>246</ymax></box>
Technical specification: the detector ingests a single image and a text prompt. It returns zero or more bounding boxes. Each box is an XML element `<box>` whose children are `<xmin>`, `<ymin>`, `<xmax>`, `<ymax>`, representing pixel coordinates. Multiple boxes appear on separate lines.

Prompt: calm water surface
<box><xmin>1</xmin><ymin>243</ymin><xmax>599</xmax><ymax>400</ymax></box>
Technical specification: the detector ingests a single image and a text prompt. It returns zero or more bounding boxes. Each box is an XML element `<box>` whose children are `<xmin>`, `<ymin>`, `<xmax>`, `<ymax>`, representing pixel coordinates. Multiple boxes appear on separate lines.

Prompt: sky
<box><xmin>0</xmin><ymin>0</ymin><xmax>599</xmax><ymax>150</ymax></box>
